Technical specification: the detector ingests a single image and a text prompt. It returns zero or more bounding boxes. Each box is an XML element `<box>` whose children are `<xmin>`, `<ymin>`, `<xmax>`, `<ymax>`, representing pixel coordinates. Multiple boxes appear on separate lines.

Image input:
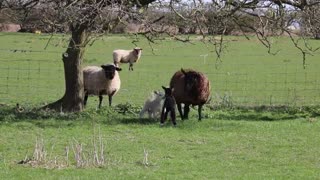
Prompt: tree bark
<box><xmin>44</xmin><ymin>24</ymin><xmax>88</xmax><ymax>112</ymax></box>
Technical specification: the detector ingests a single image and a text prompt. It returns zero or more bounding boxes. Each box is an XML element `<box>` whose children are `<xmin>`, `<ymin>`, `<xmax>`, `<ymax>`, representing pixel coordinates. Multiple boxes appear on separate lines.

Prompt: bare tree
<box><xmin>2</xmin><ymin>0</ymin><xmax>319</xmax><ymax>112</ymax></box>
<box><xmin>2</xmin><ymin>0</ymin><xmax>157</xmax><ymax>112</ymax></box>
<box><xmin>301</xmin><ymin>0</ymin><xmax>320</xmax><ymax>39</ymax></box>
<box><xmin>165</xmin><ymin>0</ymin><xmax>320</xmax><ymax>65</ymax></box>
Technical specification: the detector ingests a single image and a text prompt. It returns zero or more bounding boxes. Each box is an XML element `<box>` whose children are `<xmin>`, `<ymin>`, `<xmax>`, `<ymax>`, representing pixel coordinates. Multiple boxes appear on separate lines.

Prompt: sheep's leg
<box><xmin>108</xmin><ymin>95</ymin><xmax>112</xmax><ymax>106</ymax></box>
<box><xmin>139</xmin><ymin>108</ymin><xmax>146</xmax><ymax>118</ymax></box>
<box><xmin>170</xmin><ymin>110</ymin><xmax>177</xmax><ymax>126</ymax></box>
<box><xmin>129</xmin><ymin>63</ymin><xmax>133</xmax><ymax>71</ymax></box>
<box><xmin>160</xmin><ymin>107</ymin><xmax>166</xmax><ymax>125</ymax></box>
<box><xmin>108</xmin><ymin>90</ymin><xmax>116</xmax><ymax>106</ymax></box>
<box><xmin>84</xmin><ymin>92</ymin><xmax>89</xmax><ymax>107</ymax></box>
<box><xmin>177</xmin><ymin>103</ymin><xmax>184</xmax><ymax>120</ymax></box>
<box><xmin>164</xmin><ymin>110</ymin><xmax>169</xmax><ymax>121</ymax></box>
<box><xmin>198</xmin><ymin>104</ymin><xmax>203</xmax><ymax>121</ymax></box>
<box><xmin>98</xmin><ymin>95</ymin><xmax>103</xmax><ymax>108</ymax></box>
<box><xmin>184</xmin><ymin>104</ymin><xmax>190</xmax><ymax>119</ymax></box>
<box><xmin>148</xmin><ymin>109</ymin><xmax>152</xmax><ymax>119</ymax></box>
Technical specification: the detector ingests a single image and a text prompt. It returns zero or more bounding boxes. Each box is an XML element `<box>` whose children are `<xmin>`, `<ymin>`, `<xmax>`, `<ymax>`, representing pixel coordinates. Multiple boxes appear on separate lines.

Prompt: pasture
<box><xmin>0</xmin><ymin>32</ymin><xmax>320</xmax><ymax>179</ymax></box>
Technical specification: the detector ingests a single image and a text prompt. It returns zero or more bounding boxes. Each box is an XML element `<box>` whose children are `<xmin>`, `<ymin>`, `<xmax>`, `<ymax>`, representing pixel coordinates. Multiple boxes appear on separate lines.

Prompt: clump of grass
<box><xmin>143</xmin><ymin>148</ymin><xmax>149</xmax><ymax>166</ymax></box>
<box><xmin>18</xmin><ymin>130</ymin><xmax>108</xmax><ymax>169</ymax></box>
<box><xmin>18</xmin><ymin>138</ymin><xmax>68</xmax><ymax>169</ymax></box>
<box><xmin>213</xmin><ymin>92</ymin><xmax>234</xmax><ymax>109</ymax></box>
<box><xmin>71</xmin><ymin>130</ymin><xmax>106</xmax><ymax>168</ymax></box>
<box><xmin>114</xmin><ymin>102</ymin><xmax>141</xmax><ymax>115</ymax></box>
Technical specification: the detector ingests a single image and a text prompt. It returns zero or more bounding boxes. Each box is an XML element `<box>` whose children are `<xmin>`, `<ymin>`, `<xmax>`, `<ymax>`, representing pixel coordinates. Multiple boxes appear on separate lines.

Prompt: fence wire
<box><xmin>0</xmin><ymin>48</ymin><xmax>319</xmax><ymax>108</ymax></box>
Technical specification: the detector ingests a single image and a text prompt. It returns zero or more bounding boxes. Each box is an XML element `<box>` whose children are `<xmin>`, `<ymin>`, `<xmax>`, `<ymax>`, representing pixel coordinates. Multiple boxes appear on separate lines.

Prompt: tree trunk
<box><xmin>44</xmin><ymin>25</ymin><xmax>88</xmax><ymax>112</ymax></box>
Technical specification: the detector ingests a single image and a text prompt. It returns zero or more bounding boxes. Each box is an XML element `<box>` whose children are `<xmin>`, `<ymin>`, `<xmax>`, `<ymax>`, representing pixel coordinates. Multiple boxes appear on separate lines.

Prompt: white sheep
<box><xmin>83</xmin><ymin>64</ymin><xmax>122</xmax><ymax>108</ymax></box>
<box><xmin>139</xmin><ymin>91</ymin><xmax>165</xmax><ymax>119</ymax></box>
<box><xmin>113</xmin><ymin>47</ymin><xmax>142</xmax><ymax>71</ymax></box>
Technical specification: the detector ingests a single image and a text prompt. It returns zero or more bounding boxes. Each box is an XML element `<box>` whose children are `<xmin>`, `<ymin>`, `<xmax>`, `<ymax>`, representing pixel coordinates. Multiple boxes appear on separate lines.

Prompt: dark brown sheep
<box><xmin>170</xmin><ymin>68</ymin><xmax>211</xmax><ymax>121</ymax></box>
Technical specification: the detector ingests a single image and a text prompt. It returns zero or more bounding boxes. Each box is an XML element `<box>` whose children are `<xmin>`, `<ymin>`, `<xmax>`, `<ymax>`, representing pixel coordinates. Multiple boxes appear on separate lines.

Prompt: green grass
<box><xmin>0</xmin><ymin>105</ymin><xmax>320</xmax><ymax>179</ymax></box>
<box><xmin>0</xmin><ymin>33</ymin><xmax>319</xmax><ymax>107</ymax></box>
<box><xmin>0</xmin><ymin>33</ymin><xmax>320</xmax><ymax>179</ymax></box>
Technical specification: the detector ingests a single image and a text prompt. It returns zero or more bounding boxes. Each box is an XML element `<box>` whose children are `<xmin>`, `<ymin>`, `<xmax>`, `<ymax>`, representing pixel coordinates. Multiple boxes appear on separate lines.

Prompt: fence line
<box><xmin>0</xmin><ymin>47</ymin><xmax>309</xmax><ymax>58</ymax></box>
<box><xmin>0</xmin><ymin>49</ymin><xmax>320</xmax><ymax>107</ymax></box>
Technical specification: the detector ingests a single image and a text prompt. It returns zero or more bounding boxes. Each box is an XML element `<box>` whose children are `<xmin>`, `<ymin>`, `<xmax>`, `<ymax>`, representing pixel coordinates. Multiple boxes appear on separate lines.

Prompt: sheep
<box><xmin>113</xmin><ymin>47</ymin><xmax>142</xmax><ymax>71</ymax></box>
<box><xmin>83</xmin><ymin>64</ymin><xmax>122</xmax><ymax>108</ymax></box>
<box><xmin>34</xmin><ymin>30</ymin><xmax>41</xmax><ymax>34</ymax></box>
<box><xmin>160</xmin><ymin>86</ymin><xmax>177</xmax><ymax>126</ymax></box>
<box><xmin>170</xmin><ymin>68</ymin><xmax>211</xmax><ymax>121</ymax></box>
<box><xmin>139</xmin><ymin>91</ymin><xmax>165</xmax><ymax>119</ymax></box>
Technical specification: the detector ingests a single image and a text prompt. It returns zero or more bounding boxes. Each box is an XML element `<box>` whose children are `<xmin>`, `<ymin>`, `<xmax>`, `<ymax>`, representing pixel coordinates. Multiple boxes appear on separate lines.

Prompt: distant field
<box><xmin>0</xmin><ymin>32</ymin><xmax>319</xmax><ymax>108</ymax></box>
<box><xmin>0</xmin><ymin>33</ymin><xmax>320</xmax><ymax>106</ymax></box>
<box><xmin>0</xmin><ymin>33</ymin><xmax>320</xmax><ymax>179</ymax></box>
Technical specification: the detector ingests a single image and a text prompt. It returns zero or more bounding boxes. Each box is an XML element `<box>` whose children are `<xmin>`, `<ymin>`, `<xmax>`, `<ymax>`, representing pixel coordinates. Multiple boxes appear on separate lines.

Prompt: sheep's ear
<box><xmin>154</xmin><ymin>91</ymin><xmax>159</xmax><ymax>95</ymax></box>
<box><xmin>101</xmin><ymin>65</ymin><xmax>107</xmax><ymax>69</ymax></box>
<box><xmin>181</xmin><ymin>68</ymin><xmax>186</xmax><ymax>75</ymax></box>
<box><xmin>162</xmin><ymin>86</ymin><xmax>166</xmax><ymax>90</ymax></box>
<box><xmin>115</xmin><ymin>67</ymin><xmax>122</xmax><ymax>71</ymax></box>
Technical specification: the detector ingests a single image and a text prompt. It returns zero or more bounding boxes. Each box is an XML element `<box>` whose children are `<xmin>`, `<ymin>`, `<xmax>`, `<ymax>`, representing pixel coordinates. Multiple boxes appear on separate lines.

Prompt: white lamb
<box><xmin>139</xmin><ymin>91</ymin><xmax>165</xmax><ymax>119</ymax></box>
<box><xmin>83</xmin><ymin>64</ymin><xmax>122</xmax><ymax>108</ymax></box>
<box><xmin>113</xmin><ymin>47</ymin><xmax>142</xmax><ymax>71</ymax></box>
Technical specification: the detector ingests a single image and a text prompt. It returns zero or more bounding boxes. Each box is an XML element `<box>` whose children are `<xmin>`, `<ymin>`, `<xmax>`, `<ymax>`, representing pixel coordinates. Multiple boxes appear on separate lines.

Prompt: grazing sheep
<box><xmin>160</xmin><ymin>86</ymin><xmax>177</xmax><ymax>126</ymax></box>
<box><xmin>83</xmin><ymin>64</ymin><xmax>122</xmax><ymax>108</ymax></box>
<box><xmin>170</xmin><ymin>68</ymin><xmax>211</xmax><ymax>121</ymax></box>
<box><xmin>113</xmin><ymin>47</ymin><xmax>142</xmax><ymax>71</ymax></box>
<box><xmin>139</xmin><ymin>91</ymin><xmax>165</xmax><ymax>119</ymax></box>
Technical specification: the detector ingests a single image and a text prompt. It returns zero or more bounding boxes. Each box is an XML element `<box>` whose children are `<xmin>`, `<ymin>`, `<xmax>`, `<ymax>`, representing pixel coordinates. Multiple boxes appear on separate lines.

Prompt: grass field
<box><xmin>0</xmin><ymin>32</ymin><xmax>320</xmax><ymax>179</ymax></box>
<box><xmin>0</xmin><ymin>32</ymin><xmax>320</xmax><ymax>106</ymax></box>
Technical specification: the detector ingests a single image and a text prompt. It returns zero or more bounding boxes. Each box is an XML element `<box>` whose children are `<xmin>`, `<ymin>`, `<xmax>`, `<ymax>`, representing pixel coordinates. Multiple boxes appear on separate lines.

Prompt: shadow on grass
<box><xmin>0</xmin><ymin>105</ymin><xmax>82</xmax><ymax>128</ymax></box>
<box><xmin>117</xmin><ymin>117</ymin><xmax>159</xmax><ymax>125</ymax></box>
<box><xmin>207</xmin><ymin>105</ymin><xmax>320</xmax><ymax>121</ymax></box>
<box><xmin>1</xmin><ymin>104</ymin><xmax>320</xmax><ymax>129</ymax></box>
<box><xmin>0</xmin><ymin>104</ymin><xmax>159</xmax><ymax>128</ymax></box>
<box><xmin>211</xmin><ymin>112</ymin><xmax>299</xmax><ymax>121</ymax></box>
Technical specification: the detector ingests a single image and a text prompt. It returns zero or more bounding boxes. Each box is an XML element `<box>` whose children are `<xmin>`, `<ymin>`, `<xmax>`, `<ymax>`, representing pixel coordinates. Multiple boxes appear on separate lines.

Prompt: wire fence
<box><xmin>0</xmin><ymin>47</ymin><xmax>320</xmax><ymax>108</ymax></box>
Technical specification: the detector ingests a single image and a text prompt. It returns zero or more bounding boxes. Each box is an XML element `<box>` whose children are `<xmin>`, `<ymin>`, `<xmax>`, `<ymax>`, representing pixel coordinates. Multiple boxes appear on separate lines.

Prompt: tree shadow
<box><xmin>114</xmin><ymin>117</ymin><xmax>159</xmax><ymax>125</ymax></box>
<box><xmin>1</xmin><ymin>104</ymin><xmax>319</xmax><ymax>129</ymax></box>
<box><xmin>206</xmin><ymin>105</ymin><xmax>320</xmax><ymax>121</ymax></box>
<box><xmin>0</xmin><ymin>105</ymin><xmax>80</xmax><ymax>128</ymax></box>
<box><xmin>211</xmin><ymin>112</ymin><xmax>299</xmax><ymax>121</ymax></box>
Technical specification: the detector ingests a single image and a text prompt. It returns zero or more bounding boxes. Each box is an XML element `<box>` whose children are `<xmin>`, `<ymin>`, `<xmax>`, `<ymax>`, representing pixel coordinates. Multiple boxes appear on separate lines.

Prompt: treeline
<box><xmin>0</xmin><ymin>3</ymin><xmax>319</xmax><ymax>39</ymax></box>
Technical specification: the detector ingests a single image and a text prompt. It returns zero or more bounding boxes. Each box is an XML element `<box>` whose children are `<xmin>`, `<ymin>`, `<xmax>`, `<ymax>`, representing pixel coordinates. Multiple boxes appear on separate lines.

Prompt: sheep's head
<box><xmin>153</xmin><ymin>90</ymin><xmax>164</xmax><ymax>99</ymax></box>
<box><xmin>181</xmin><ymin>68</ymin><xmax>198</xmax><ymax>91</ymax></box>
<box><xmin>162</xmin><ymin>86</ymin><xmax>173</xmax><ymax>97</ymax></box>
<box><xmin>101</xmin><ymin>64</ymin><xmax>122</xmax><ymax>79</ymax></box>
<box><xmin>133</xmin><ymin>47</ymin><xmax>142</xmax><ymax>56</ymax></box>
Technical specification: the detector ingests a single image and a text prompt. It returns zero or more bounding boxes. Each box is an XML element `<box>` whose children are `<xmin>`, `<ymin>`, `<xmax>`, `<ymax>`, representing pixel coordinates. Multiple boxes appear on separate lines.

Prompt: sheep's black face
<box><xmin>162</xmin><ymin>86</ymin><xmax>173</xmax><ymax>96</ymax></box>
<box><xmin>184</xmin><ymin>71</ymin><xmax>198</xmax><ymax>91</ymax></box>
<box><xmin>101</xmin><ymin>65</ymin><xmax>122</xmax><ymax>79</ymax></box>
<box><xmin>134</xmin><ymin>48</ymin><xmax>142</xmax><ymax>55</ymax></box>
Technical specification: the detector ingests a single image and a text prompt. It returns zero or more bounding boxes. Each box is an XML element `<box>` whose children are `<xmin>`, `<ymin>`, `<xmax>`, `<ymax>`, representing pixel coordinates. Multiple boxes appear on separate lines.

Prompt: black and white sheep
<box><xmin>83</xmin><ymin>64</ymin><xmax>122</xmax><ymax>108</ymax></box>
<box><xmin>170</xmin><ymin>68</ymin><xmax>211</xmax><ymax>121</ymax></box>
<box><xmin>139</xmin><ymin>91</ymin><xmax>165</xmax><ymax>119</ymax></box>
<box><xmin>160</xmin><ymin>86</ymin><xmax>177</xmax><ymax>126</ymax></box>
<box><xmin>113</xmin><ymin>47</ymin><xmax>142</xmax><ymax>71</ymax></box>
